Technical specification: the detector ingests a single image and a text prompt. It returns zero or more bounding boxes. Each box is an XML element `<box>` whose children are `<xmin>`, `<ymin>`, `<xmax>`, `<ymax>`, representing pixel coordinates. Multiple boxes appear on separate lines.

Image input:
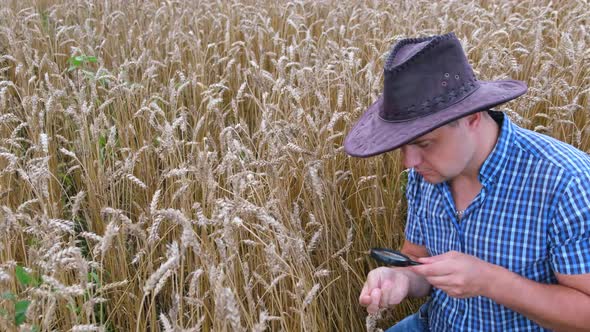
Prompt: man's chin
<box><xmin>418</xmin><ymin>172</ymin><xmax>445</xmax><ymax>184</ymax></box>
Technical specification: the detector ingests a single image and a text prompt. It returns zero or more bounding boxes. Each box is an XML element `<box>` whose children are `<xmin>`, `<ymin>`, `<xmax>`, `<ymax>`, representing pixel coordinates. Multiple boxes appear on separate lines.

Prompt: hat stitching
<box><xmin>379</xmin><ymin>79</ymin><xmax>477</xmax><ymax>122</ymax></box>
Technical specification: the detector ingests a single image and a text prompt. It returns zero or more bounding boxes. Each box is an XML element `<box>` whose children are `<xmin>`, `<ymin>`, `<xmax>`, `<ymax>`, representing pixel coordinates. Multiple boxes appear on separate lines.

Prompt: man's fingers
<box><xmin>425</xmin><ymin>275</ymin><xmax>453</xmax><ymax>288</ymax></box>
<box><xmin>360</xmin><ymin>294</ymin><xmax>372</xmax><ymax>307</ymax></box>
<box><xmin>367</xmin><ymin>288</ymin><xmax>382</xmax><ymax>314</ymax></box>
<box><xmin>359</xmin><ymin>284</ymin><xmax>371</xmax><ymax>306</ymax></box>
<box><xmin>365</xmin><ymin>268</ymin><xmax>384</xmax><ymax>290</ymax></box>
<box><xmin>410</xmin><ymin>260</ymin><xmax>454</xmax><ymax>277</ymax></box>
<box><xmin>380</xmin><ymin>281</ymin><xmax>394</xmax><ymax>307</ymax></box>
<box><xmin>416</xmin><ymin>251</ymin><xmax>457</xmax><ymax>264</ymax></box>
<box><xmin>417</xmin><ymin>255</ymin><xmax>441</xmax><ymax>264</ymax></box>
<box><xmin>361</xmin><ymin>267</ymin><xmax>411</xmax><ymax>313</ymax></box>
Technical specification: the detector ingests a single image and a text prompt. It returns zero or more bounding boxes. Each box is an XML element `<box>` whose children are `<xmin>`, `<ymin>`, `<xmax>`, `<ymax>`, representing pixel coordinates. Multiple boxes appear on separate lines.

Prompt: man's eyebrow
<box><xmin>407</xmin><ymin>138</ymin><xmax>429</xmax><ymax>145</ymax></box>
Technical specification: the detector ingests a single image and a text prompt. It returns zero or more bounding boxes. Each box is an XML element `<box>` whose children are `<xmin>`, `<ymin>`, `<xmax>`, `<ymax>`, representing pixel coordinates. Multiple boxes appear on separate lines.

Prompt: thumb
<box><xmin>416</xmin><ymin>253</ymin><xmax>447</xmax><ymax>264</ymax></box>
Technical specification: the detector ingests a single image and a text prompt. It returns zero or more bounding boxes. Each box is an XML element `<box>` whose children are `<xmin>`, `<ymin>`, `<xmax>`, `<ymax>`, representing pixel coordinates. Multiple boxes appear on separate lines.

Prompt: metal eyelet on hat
<box><xmin>442</xmin><ymin>81</ymin><xmax>447</xmax><ymax>86</ymax></box>
<box><xmin>444</xmin><ymin>73</ymin><xmax>450</xmax><ymax>78</ymax></box>
<box><xmin>455</xmin><ymin>74</ymin><xmax>460</xmax><ymax>79</ymax></box>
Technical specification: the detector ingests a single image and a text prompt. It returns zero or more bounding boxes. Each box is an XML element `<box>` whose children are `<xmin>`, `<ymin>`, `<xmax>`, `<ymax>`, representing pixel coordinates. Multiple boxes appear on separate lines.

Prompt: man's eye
<box><xmin>417</xmin><ymin>142</ymin><xmax>430</xmax><ymax>148</ymax></box>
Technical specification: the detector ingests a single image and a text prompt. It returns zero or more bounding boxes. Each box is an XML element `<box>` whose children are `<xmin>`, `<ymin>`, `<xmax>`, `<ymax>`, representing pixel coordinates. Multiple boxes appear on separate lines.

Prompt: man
<box><xmin>344</xmin><ymin>32</ymin><xmax>590</xmax><ymax>331</ymax></box>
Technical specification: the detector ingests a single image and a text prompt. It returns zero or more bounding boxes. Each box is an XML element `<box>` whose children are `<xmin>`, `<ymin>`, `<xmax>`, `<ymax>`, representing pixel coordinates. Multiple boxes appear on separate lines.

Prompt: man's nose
<box><xmin>401</xmin><ymin>146</ymin><xmax>421</xmax><ymax>169</ymax></box>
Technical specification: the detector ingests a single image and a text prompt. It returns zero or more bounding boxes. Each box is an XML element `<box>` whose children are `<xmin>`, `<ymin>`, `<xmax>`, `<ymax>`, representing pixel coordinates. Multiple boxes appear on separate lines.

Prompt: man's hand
<box><xmin>409</xmin><ymin>250</ymin><xmax>494</xmax><ymax>298</ymax></box>
<box><xmin>359</xmin><ymin>267</ymin><xmax>411</xmax><ymax>314</ymax></box>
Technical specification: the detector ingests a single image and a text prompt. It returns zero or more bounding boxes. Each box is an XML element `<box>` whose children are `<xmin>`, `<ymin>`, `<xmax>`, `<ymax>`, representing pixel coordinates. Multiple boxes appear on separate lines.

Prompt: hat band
<box><xmin>378</xmin><ymin>79</ymin><xmax>479</xmax><ymax>123</ymax></box>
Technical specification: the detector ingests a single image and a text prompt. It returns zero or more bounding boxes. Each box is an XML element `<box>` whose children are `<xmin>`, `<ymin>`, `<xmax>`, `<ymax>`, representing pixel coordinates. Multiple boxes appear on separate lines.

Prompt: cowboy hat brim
<box><xmin>343</xmin><ymin>79</ymin><xmax>527</xmax><ymax>158</ymax></box>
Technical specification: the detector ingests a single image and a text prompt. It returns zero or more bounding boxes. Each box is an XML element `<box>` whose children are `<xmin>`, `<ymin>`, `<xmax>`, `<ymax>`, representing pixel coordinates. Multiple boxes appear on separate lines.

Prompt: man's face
<box><xmin>400</xmin><ymin>120</ymin><xmax>475</xmax><ymax>184</ymax></box>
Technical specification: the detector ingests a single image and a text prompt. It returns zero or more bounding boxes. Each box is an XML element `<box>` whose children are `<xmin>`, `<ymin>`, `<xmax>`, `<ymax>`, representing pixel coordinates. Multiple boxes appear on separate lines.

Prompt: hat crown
<box><xmin>379</xmin><ymin>33</ymin><xmax>480</xmax><ymax>122</ymax></box>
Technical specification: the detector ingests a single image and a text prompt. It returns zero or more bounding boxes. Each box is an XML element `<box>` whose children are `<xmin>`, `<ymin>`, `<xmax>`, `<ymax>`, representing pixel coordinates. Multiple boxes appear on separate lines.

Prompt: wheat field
<box><xmin>0</xmin><ymin>0</ymin><xmax>588</xmax><ymax>331</ymax></box>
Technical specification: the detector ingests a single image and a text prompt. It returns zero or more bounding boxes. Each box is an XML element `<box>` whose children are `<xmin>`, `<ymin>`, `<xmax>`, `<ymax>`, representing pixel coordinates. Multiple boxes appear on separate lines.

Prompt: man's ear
<box><xmin>465</xmin><ymin>112</ymin><xmax>482</xmax><ymax>129</ymax></box>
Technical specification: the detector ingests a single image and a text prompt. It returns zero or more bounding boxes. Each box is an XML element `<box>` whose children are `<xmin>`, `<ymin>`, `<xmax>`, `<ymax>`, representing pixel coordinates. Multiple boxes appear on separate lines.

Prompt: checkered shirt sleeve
<box><xmin>549</xmin><ymin>173</ymin><xmax>590</xmax><ymax>274</ymax></box>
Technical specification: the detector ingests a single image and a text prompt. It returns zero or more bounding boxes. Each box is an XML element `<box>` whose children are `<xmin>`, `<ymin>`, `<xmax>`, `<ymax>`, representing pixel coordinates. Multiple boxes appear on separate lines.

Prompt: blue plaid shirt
<box><xmin>405</xmin><ymin>112</ymin><xmax>590</xmax><ymax>331</ymax></box>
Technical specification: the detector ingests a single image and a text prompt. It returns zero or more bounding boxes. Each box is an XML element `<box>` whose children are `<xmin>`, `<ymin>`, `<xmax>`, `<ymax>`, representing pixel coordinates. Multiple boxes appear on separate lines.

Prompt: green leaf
<box><xmin>40</xmin><ymin>11</ymin><xmax>49</xmax><ymax>30</ymax></box>
<box><xmin>26</xmin><ymin>237</ymin><xmax>40</xmax><ymax>248</ymax></box>
<box><xmin>32</xmin><ymin>275</ymin><xmax>43</xmax><ymax>287</ymax></box>
<box><xmin>98</xmin><ymin>134</ymin><xmax>107</xmax><ymax>164</ymax></box>
<box><xmin>82</xmin><ymin>69</ymin><xmax>96</xmax><ymax>77</ymax></box>
<box><xmin>68</xmin><ymin>55</ymin><xmax>97</xmax><ymax>66</ymax></box>
<box><xmin>14</xmin><ymin>300</ymin><xmax>30</xmax><ymax>326</ymax></box>
<box><xmin>15</xmin><ymin>265</ymin><xmax>32</xmax><ymax>287</ymax></box>
<box><xmin>15</xmin><ymin>312</ymin><xmax>26</xmax><ymax>325</ymax></box>
<box><xmin>67</xmin><ymin>56</ymin><xmax>82</xmax><ymax>67</ymax></box>
<box><xmin>31</xmin><ymin>325</ymin><xmax>40</xmax><ymax>332</ymax></box>
<box><xmin>88</xmin><ymin>271</ymin><xmax>101</xmax><ymax>286</ymax></box>
<box><xmin>1</xmin><ymin>291</ymin><xmax>15</xmax><ymax>300</ymax></box>
<box><xmin>15</xmin><ymin>300</ymin><xmax>30</xmax><ymax>313</ymax></box>
<box><xmin>98</xmin><ymin>134</ymin><xmax>107</xmax><ymax>149</ymax></box>
<box><xmin>67</xmin><ymin>303</ymin><xmax>81</xmax><ymax>315</ymax></box>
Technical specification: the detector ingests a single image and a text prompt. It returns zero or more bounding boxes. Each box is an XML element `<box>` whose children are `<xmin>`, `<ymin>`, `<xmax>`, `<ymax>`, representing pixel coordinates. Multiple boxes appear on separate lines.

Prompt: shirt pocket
<box><xmin>416</xmin><ymin>206</ymin><xmax>461</xmax><ymax>256</ymax></box>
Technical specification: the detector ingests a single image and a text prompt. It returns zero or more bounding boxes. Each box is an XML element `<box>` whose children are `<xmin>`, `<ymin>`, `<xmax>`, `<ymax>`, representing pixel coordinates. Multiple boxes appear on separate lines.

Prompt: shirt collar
<box><xmin>478</xmin><ymin>111</ymin><xmax>514</xmax><ymax>187</ymax></box>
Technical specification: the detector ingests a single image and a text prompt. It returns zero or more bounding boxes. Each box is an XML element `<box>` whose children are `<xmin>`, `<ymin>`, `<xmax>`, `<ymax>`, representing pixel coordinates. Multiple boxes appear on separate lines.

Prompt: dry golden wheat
<box><xmin>0</xmin><ymin>0</ymin><xmax>588</xmax><ymax>331</ymax></box>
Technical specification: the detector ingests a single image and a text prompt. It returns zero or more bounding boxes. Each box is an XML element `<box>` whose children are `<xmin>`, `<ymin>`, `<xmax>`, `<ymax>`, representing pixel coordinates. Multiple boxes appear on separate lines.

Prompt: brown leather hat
<box><xmin>344</xmin><ymin>32</ymin><xmax>527</xmax><ymax>158</ymax></box>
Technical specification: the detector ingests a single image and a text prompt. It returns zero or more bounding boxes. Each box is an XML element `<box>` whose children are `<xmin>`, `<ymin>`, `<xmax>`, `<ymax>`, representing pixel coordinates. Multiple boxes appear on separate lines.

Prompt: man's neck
<box><xmin>453</xmin><ymin>115</ymin><xmax>501</xmax><ymax>186</ymax></box>
<box><xmin>448</xmin><ymin>114</ymin><xmax>502</xmax><ymax>212</ymax></box>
